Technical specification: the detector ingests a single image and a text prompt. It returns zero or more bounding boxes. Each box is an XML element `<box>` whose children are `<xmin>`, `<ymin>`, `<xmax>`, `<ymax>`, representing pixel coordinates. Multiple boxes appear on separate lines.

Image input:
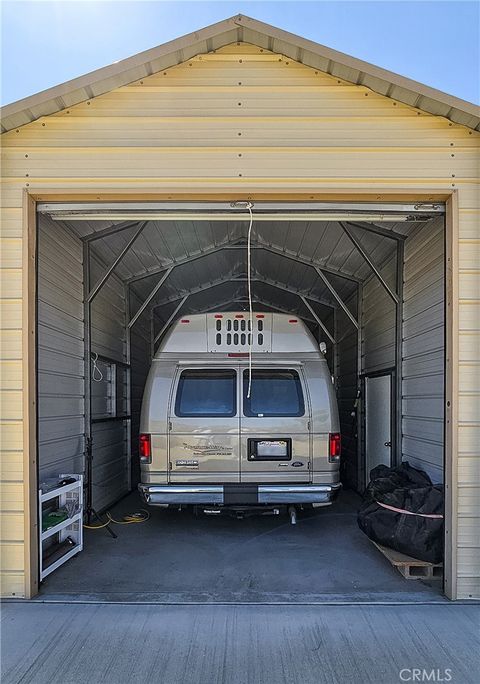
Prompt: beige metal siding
<box><xmin>1</xmin><ymin>42</ymin><xmax>479</xmax><ymax>598</ymax></box>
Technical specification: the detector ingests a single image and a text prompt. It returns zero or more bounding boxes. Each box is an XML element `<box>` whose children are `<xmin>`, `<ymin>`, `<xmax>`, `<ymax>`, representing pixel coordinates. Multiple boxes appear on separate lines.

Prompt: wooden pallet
<box><xmin>372</xmin><ymin>541</ymin><xmax>443</xmax><ymax>580</ymax></box>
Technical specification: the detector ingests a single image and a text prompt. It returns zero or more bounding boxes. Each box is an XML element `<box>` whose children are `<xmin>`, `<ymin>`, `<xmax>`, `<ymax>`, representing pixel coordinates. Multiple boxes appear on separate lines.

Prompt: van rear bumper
<box><xmin>138</xmin><ymin>483</ymin><xmax>342</xmax><ymax>506</ymax></box>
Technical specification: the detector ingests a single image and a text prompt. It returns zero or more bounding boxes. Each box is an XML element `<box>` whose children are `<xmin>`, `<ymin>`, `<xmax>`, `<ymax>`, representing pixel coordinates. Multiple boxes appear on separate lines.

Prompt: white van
<box><xmin>138</xmin><ymin>312</ymin><xmax>341</xmax><ymax>521</ymax></box>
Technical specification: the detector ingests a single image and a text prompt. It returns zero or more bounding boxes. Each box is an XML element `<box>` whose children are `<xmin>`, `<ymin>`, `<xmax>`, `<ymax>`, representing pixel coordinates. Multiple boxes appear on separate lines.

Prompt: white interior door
<box><xmin>365</xmin><ymin>374</ymin><xmax>392</xmax><ymax>484</ymax></box>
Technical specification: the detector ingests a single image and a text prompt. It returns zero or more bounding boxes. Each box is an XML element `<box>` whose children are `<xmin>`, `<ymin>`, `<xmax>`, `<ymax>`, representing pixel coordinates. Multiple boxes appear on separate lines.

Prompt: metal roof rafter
<box><xmin>150</xmin><ymin>274</ymin><xmax>336</xmax><ymax>312</ymax></box>
<box><xmin>153</xmin><ymin>295</ymin><xmax>189</xmax><ymax>345</ymax></box>
<box><xmin>83</xmin><ymin>220</ymin><xmax>143</xmax><ymax>243</ymax></box>
<box><xmin>340</xmin><ymin>222</ymin><xmax>399</xmax><ymax>304</ymax></box>
<box><xmin>313</xmin><ymin>268</ymin><xmax>358</xmax><ymax>329</ymax></box>
<box><xmin>127</xmin><ymin>240</ymin><xmax>362</xmax><ymax>286</ymax></box>
<box><xmin>87</xmin><ymin>221</ymin><xmax>147</xmax><ymax>303</ymax></box>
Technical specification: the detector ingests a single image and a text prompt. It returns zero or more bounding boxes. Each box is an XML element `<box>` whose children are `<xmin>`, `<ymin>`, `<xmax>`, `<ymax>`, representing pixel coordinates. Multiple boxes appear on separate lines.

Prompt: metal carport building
<box><xmin>0</xmin><ymin>15</ymin><xmax>479</xmax><ymax>600</ymax></box>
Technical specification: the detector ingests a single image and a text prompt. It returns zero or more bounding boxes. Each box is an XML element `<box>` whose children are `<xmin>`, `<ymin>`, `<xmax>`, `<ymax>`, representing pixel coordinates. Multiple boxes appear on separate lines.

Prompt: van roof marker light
<box><xmin>214</xmin><ymin>314</ymin><xmax>223</xmax><ymax>319</ymax></box>
<box><xmin>289</xmin><ymin>319</ymin><xmax>298</xmax><ymax>323</ymax></box>
<box><xmin>228</xmin><ymin>353</ymin><xmax>249</xmax><ymax>358</ymax></box>
<box><xmin>235</xmin><ymin>314</ymin><xmax>244</xmax><ymax>319</ymax></box>
<box><xmin>180</xmin><ymin>319</ymin><xmax>190</xmax><ymax>323</ymax></box>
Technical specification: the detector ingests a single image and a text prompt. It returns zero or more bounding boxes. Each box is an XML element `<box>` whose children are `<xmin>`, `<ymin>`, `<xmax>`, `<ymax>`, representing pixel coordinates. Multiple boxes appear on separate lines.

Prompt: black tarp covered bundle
<box><xmin>358</xmin><ymin>462</ymin><xmax>444</xmax><ymax>564</ymax></box>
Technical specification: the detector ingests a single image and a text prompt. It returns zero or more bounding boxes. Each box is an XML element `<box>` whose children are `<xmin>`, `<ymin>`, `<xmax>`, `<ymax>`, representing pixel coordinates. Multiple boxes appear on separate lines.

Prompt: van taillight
<box><xmin>139</xmin><ymin>434</ymin><xmax>151</xmax><ymax>464</ymax></box>
<box><xmin>329</xmin><ymin>433</ymin><xmax>341</xmax><ymax>462</ymax></box>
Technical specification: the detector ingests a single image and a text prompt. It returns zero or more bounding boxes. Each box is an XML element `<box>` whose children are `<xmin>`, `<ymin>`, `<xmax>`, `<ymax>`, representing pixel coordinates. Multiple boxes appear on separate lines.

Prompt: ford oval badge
<box><xmin>291</xmin><ymin>461</ymin><xmax>304</xmax><ymax>467</ymax></box>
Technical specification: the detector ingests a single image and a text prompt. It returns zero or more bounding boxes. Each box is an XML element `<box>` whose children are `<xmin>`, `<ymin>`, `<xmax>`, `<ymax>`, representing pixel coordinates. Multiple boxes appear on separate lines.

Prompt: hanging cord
<box><xmin>84</xmin><ymin>509</ymin><xmax>150</xmax><ymax>529</ymax></box>
<box><xmin>91</xmin><ymin>352</ymin><xmax>103</xmax><ymax>382</ymax></box>
<box><xmin>246</xmin><ymin>202</ymin><xmax>254</xmax><ymax>398</ymax></box>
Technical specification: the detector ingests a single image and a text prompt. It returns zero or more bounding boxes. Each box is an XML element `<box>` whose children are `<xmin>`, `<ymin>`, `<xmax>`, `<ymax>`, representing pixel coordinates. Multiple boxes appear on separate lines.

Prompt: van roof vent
<box><xmin>207</xmin><ymin>313</ymin><xmax>272</xmax><ymax>353</ymax></box>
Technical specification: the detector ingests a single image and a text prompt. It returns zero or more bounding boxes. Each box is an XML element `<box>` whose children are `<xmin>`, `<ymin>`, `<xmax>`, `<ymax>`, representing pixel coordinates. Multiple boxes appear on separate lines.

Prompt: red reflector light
<box><xmin>235</xmin><ymin>314</ymin><xmax>244</xmax><ymax>319</ymax></box>
<box><xmin>289</xmin><ymin>319</ymin><xmax>298</xmax><ymax>323</ymax></box>
<box><xmin>228</xmin><ymin>353</ymin><xmax>249</xmax><ymax>357</ymax></box>
<box><xmin>329</xmin><ymin>433</ymin><xmax>341</xmax><ymax>462</ymax></box>
<box><xmin>180</xmin><ymin>319</ymin><xmax>190</xmax><ymax>323</ymax></box>
<box><xmin>214</xmin><ymin>314</ymin><xmax>223</xmax><ymax>319</ymax></box>
<box><xmin>256</xmin><ymin>314</ymin><xmax>265</xmax><ymax>319</ymax></box>
<box><xmin>139</xmin><ymin>434</ymin><xmax>151</xmax><ymax>464</ymax></box>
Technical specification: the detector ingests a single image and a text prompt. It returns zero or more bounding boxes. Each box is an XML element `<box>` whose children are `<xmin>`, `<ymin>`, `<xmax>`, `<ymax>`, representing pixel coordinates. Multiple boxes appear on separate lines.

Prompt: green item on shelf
<box><xmin>42</xmin><ymin>509</ymin><xmax>69</xmax><ymax>532</ymax></box>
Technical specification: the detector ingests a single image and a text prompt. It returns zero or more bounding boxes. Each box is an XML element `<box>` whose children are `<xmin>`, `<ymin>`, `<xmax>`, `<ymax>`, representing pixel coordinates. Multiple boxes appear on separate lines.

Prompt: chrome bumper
<box><xmin>138</xmin><ymin>483</ymin><xmax>342</xmax><ymax>506</ymax></box>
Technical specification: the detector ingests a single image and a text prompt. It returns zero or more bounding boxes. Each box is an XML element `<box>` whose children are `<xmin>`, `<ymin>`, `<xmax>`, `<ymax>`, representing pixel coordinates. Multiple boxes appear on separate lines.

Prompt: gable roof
<box><xmin>2</xmin><ymin>14</ymin><xmax>479</xmax><ymax>133</ymax></box>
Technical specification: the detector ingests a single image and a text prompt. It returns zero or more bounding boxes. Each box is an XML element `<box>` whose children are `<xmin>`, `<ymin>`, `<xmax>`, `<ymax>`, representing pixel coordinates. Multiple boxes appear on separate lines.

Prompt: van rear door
<box><xmin>240</xmin><ymin>367</ymin><xmax>311</xmax><ymax>483</ymax></box>
<box><xmin>168</xmin><ymin>367</ymin><xmax>240</xmax><ymax>483</ymax></box>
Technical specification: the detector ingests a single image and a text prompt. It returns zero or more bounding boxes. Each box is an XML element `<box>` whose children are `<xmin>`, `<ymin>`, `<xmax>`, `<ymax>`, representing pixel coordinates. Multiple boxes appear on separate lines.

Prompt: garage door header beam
<box><xmin>39</xmin><ymin>201</ymin><xmax>445</xmax><ymax>216</ymax></box>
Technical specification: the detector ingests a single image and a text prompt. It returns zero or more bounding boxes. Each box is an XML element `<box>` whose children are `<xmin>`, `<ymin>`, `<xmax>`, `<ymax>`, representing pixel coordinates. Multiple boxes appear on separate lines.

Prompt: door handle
<box><xmin>384</xmin><ymin>441</ymin><xmax>392</xmax><ymax>448</ymax></box>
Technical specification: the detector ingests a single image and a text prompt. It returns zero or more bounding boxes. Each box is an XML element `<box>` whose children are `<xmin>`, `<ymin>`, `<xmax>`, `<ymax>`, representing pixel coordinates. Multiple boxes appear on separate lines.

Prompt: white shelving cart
<box><xmin>39</xmin><ymin>474</ymin><xmax>83</xmax><ymax>580</ymax></box>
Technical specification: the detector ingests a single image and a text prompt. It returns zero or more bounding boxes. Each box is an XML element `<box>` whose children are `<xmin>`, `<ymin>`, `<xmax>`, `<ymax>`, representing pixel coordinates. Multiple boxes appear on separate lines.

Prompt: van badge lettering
<box><xmin>182</xmin><ymin>442</ymin><xmax>232</xmax><ymax>457</ymax></box>
<box><xmin>176</xmin><ymin>459</ymin><xmax>199</xmax><ymax>467</ymax></box>
<box><xmin>291</xmin><ymin>461</ymin><xmax>304</xmax><ymax>467</ymax></box>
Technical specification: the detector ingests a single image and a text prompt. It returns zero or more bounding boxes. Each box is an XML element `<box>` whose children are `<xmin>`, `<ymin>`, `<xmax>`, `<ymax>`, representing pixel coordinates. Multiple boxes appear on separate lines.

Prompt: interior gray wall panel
<box><xmin>334</xmin><ymin>302</ymin><xmax>359</xmax><ymax>489</ymax></box>
<box><xmin>361</xmin><ymin>253</ymin><xmax>397</xmax><ymax>374</ymax></box>
<box><xmin>129</xmin><ymin>290</ymin><xmax>153</xmax><ymax>484</ymax></box>
<box><xmin>37</xmin><ymin>216</ymin><xmax>85</xmax><ymax>481</ymax></box>
<box><xmin>402</xmin><ymin>218</ymin><xmax>445</xmax><ymax>483</ymax></box>
<box><xmin>90</xmin><ymin>258</ymin><xmax>127</xmax><ymax>363</ymax></box>
<box><xmin>89</xmin><ymin>261</ymin><xmax>130</xmax><ymax>510</ymax></box>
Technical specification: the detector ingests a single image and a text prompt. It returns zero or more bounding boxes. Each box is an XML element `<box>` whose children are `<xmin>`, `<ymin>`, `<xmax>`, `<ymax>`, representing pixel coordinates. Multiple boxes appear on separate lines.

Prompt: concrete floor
<box><xmin>37</xmin><ymin>490</ymin><xmax>442</xmax><ymax>603</ymax></box>
<box><xmin>2</xmin><ymin>603</ymin><xmax>479</xmax><ymax>684</ymax></box>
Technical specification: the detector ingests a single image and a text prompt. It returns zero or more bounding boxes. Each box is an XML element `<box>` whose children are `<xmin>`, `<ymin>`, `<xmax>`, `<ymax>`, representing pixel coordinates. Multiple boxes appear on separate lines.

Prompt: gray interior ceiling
<box><xmin>53</xmin><ymin>215</ymin><xmax>431</xmax><ymax>339</ymax></box>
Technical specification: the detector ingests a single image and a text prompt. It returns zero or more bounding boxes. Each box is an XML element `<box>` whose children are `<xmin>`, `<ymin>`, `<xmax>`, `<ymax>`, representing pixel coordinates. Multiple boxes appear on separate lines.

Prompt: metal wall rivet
<box><xmin>42</xmin><ymin>123</ymin><xmax>45</xmax><ymax>126</ymax></box>
<box><xmin>25</xmin><ymin>154</ymin><xmax>28</xmax><ymax>158</ymax></box>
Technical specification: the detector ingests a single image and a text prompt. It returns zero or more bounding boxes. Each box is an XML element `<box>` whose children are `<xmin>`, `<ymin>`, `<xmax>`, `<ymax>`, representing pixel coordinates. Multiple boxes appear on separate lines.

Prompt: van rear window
<box><xmin>175</xmin><ymin>369</ymin><xmax>236</xmax><ymax>417</ymax></box>
<box><xmin>243</xmin><ymin>369</ymin><xmax>305</xmax><ymax>417</ymax></box>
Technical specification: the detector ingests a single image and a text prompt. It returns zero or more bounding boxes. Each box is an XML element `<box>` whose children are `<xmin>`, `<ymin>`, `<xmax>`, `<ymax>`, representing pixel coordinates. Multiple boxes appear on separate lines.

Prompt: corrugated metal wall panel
<box><xmin>1</xmin><ymin>41</ymin><xmax>479</xmax><ymax>598</ymax></box>
<box><xmin>129</xmin><ymin>290</ymin><xmax>153</xmax><ymax>486</ymax></box>
<box><xmin>402</xmin><ymin>218</ymin><xmax>444</xmax><ymax>483</ymax></box>
<box><xmin>37</xmin><ymin>216</ymin><xmax>85</xmax><ymax>480</ymax></box>
<box><xmin>334</xmin><ymin>303</ymin><xmax>359</xmax><ymax>489</ymax></box>
<box><xmin>89</xmin><ymin>261</ymin><xmax>129</xmax><ymax>511</ymax></box>
<box><xmin>361</xmin><ymin>255</ymin><xmax>396</xmax><ymax>374</ymax></box>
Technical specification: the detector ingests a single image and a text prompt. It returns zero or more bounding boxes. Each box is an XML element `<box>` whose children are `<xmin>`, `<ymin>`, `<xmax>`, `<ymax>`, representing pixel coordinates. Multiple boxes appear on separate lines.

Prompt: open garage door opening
<box><xmin>35</xmin><ymin>200</ymin><xmax>447</xmax><ymax>602</ymax></box>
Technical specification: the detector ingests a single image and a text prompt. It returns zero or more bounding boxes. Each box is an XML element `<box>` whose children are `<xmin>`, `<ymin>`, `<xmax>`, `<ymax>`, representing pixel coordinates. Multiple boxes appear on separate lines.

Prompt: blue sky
<box><xmin>1</xmin><ymin>0</ymin><xmax>478</xmax><ymax>106</ymax></box>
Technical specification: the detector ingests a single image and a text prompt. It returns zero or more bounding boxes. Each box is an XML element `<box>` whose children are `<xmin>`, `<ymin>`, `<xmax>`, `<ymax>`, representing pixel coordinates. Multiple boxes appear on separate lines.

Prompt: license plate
<box><xmin>256</xmin><ymin>440</ymin><xmax>288</xmax><ymax>458</ymax></box>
